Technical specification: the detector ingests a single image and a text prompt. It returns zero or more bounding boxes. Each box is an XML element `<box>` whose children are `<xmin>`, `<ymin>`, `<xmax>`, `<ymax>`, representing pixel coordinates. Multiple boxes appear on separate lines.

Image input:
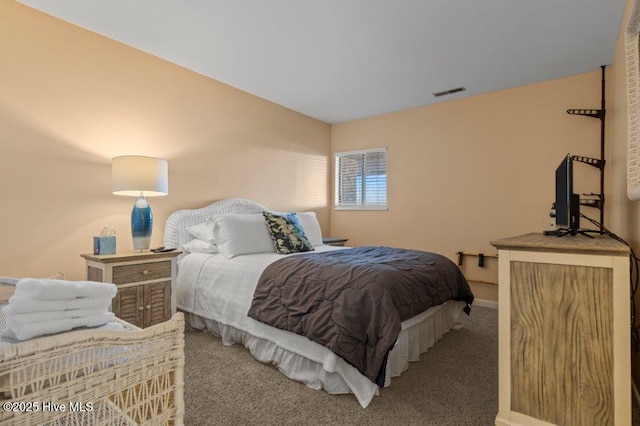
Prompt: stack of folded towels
<box><xmin>2</xmin><ymin>278</ymin><xmax>118</xmax><ymax>341</ymax></box>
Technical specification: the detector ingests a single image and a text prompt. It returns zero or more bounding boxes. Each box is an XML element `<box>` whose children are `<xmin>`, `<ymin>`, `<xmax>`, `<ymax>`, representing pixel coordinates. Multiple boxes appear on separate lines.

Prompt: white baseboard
<box><xmin>474</xmin><ymin>298</ymin><xmax>498</xmax><ymax>310</ymax></box>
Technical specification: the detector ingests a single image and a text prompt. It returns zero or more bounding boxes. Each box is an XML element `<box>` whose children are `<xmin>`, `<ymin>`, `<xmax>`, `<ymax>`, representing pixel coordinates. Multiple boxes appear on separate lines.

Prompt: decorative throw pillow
<box><xmin>263</xmin><ymin>212</ymin><xmax>314</xmax><ymax>255</ymax></box>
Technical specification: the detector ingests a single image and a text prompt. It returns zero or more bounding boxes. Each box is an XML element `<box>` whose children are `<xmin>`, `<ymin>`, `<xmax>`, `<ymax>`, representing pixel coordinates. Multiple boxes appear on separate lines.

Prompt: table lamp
<box><xmin>112</xmin><ymin>156</ymin><xmax>168</xmax><ymax>251</ymax></box>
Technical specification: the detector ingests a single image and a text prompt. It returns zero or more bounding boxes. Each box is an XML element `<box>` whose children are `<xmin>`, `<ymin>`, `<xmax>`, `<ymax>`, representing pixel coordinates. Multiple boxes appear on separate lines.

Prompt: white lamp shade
<box><xmin>112</xmin><ymin>156</ymin><xmax>168</xmax><ymax>197</ymax></box>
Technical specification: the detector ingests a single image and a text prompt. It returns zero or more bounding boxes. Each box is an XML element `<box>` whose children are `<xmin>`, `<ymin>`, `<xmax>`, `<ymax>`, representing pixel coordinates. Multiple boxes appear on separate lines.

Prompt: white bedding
<box><xmin>177</xmin><ymin>246</ymin><xmax>466</xmax><ymax>408</ymax></box>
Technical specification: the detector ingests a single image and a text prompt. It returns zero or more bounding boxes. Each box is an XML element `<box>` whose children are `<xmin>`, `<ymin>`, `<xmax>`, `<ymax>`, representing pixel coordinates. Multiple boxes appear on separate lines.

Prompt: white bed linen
<box><xmin>177</xmin><ymin>245</ymin><xmax>466</xmax><ymax>408</ymax></box>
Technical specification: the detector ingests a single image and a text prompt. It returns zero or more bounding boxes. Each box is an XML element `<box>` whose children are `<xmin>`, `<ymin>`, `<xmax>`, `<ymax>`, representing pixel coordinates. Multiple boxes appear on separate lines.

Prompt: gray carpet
<box><xmin>183</xmin><ymin>307</ymin><xmax>640</xmax><ymax>425</ymax></box>
<box><xmin>184</xmin><ymin>306</ymin><xmax>498</xmax><ymax>425</ymax></box>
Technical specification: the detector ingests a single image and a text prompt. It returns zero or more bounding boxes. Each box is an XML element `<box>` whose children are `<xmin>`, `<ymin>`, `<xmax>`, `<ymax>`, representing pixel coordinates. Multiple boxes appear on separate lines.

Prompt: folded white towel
<box><xmin>4</xmin><ymin>295</ymin><xmax>112</xmax><ymax>314</ymax></box>
<box><xmin>10</xmin><ymin>312</ymin><xmax>116</xmax><ymax>341</ymax></box>
<box><xmin>15</xmin><ymin>278</ymin><xmax>117</xmax><ymax>301</ymax></box>
<box><xmin>97</xmin><ymin>321</ymin><xmax>125</xmax><ymax>332</ymax></box>
<box><xmin>5</xmin><ymin>308</ymin><xmax>108</xmax><ymax>328</ymax></box>
<box><xmin>0</xmin><ymin>320</ymin><xmax>126</xmax><ymax>345</ymax></box>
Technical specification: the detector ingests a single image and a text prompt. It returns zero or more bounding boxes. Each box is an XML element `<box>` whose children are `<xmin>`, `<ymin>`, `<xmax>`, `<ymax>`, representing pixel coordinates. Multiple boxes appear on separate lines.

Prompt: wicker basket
<box><xmin>0</xmin><ymin>313</ymin><xmax>185</xmax><ymax>425</ymax></box>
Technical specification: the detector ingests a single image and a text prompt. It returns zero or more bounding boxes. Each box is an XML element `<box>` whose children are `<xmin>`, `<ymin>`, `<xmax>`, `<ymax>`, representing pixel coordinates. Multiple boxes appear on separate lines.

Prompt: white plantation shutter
<box><xmin>334</xmin><ymin>148</ymin><xmax>387</xmax><ymax>209</ymax></box>
<box><xmin>627</xmin><ymin>0</ymin><xmax>640</xmax><ymax>200</ymax></box>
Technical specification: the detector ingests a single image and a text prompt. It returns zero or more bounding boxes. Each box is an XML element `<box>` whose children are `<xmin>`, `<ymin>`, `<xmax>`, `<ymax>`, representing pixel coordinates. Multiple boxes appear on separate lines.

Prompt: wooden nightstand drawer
<box><xmin>113</xmin><ymin>261</ymin><xmax>171</xmax><ymax>285</ymax></box>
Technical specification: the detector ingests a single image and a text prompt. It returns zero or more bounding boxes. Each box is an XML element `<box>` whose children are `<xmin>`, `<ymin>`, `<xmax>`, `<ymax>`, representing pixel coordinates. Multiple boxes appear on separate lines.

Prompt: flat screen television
<box><xmin>555</xmin><ymin>154</ymin><xmax>580</xmax><ymax>234</ymax></box>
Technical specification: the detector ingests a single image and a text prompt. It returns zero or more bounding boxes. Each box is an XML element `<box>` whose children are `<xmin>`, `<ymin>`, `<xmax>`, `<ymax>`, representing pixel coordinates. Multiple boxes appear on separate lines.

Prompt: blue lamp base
<box><xmin>131</xmin><ymin>195</ymin><xmax>153</xmax><ymax>251</ymax></box>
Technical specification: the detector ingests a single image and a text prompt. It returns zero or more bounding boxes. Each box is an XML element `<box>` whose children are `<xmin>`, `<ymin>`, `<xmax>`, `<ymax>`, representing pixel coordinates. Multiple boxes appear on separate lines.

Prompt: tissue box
<box><xmin>93</xmin><ymin>236</ymin><xmax>116</xmax><ymax>255</ymax></box>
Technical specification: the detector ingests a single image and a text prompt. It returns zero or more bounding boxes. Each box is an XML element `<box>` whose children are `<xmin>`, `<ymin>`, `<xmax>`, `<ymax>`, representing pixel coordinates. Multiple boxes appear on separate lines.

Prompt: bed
<box><xmin>165</xmin><ymin>198</ymin><xmax>473</xmax><ymax>408</ymax></box>
<box><xmin>0</xmin><ymin>282</ymin><xmax>185</xmax><ymax>425</ymax></box>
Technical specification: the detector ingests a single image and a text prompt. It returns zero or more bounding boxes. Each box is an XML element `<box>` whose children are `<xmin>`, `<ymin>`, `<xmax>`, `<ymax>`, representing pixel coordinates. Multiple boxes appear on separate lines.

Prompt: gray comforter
<box><xmin>247</xmin><ymin>246</ymin><xmax>474</xmax><ymax>386</ymax></box>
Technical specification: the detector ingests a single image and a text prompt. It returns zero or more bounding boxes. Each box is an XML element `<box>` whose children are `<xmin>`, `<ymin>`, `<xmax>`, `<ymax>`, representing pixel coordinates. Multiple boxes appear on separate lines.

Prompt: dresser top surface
<box><xmin>491</xmin><ymin>232</ymin><xmax>630</xmax><ymax>256</ymax></box>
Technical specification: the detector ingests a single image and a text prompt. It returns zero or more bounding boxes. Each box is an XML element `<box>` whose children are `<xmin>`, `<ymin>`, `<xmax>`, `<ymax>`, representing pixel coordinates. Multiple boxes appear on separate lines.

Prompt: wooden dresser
<box><xmin>81</xmin><ymin>251</ymin><xmax>181</xmax><ymax>329</ymax></box>
<box><xmin>491</xmin><ymin>233</ymin><xmax>630</xmax><ymax>426</ymax></box>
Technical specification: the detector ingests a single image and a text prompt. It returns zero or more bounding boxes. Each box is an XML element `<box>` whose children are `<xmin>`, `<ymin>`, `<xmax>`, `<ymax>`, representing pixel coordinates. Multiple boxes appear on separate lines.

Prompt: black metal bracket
<box><xmin>566</xmin><ymin>108</ymin><xmax>605</xmax><ymax>120</ymax></box>
<box><xmin>571</xmin><ymin>155</ymin><xmax>605</xmax><ymax>170</ymax></box>
<box><xmin>579</xmin><ymin>192</ymin><xmax>605</xmax><ymax>210</ymax></box>
<box><xmin>566</xmin><ymin>65</ymin><xmax>607</xmax><ymax>232</ymax></box>
<box><xmin>456</xmin><ymin>251</ymin><xmax>497</xmax><ymax>268</ymax></box>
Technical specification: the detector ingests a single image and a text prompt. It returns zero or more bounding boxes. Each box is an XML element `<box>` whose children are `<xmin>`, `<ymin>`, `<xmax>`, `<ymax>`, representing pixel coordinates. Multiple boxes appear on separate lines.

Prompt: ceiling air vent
<box><xmin>432</xmin><ymin>87</ymin><xmax>466</xmax><ymax>97</ymax></box>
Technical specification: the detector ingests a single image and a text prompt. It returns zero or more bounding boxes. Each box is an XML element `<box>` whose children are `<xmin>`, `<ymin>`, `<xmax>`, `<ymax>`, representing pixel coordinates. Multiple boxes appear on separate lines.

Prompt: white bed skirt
<box><xmin>184</xmin><ymin>300</ymin><xmax>466</xmax><ymax>408</ymax></box>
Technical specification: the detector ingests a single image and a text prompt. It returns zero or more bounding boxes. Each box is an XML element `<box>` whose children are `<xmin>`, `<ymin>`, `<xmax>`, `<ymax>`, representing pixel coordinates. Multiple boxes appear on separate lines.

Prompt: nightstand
<box><xmin>81</xmin><ymin>251</ymin><xmax>181</xmax><ymax>328</ymax></box>
<box><xmin>322</xmin><ymin>237</ymin><xmax>349</xmax><ymax>247</ymax></box>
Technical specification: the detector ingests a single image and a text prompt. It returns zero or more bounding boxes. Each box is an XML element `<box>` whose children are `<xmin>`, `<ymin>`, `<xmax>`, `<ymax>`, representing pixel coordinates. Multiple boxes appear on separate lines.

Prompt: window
<box><xmin>334</xmin><ymin>148</ymin><xmax>387</xmax><ymax>210</ymax></box>
<box><xmin>626</xmin><ymin>0</ymin><xmax>640</xmax><ymax>200</ymax></box>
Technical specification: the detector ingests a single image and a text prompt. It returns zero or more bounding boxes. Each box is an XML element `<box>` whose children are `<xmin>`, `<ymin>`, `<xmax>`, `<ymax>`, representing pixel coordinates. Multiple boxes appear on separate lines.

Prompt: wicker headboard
<box><xmin>164</xmin><ymin>198</ymin><xmax>270</xmax><ymax>255</ymax></box>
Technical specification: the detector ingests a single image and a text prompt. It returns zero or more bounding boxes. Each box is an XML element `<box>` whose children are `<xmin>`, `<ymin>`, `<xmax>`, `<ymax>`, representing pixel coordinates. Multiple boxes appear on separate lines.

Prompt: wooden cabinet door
<box><xmin>144</xmin><ymin>281</ymin><xmax>171</xmax><ymax>327</ymax></box>
<box><xmin>113</xmin><ymin>285</ymin><xmax>144</xmax><ymax>328</ymax></box>
<box><xmin>510</xmin><ymin>261</ymin><xmax>613</xmax><ymax>425</ymax></box>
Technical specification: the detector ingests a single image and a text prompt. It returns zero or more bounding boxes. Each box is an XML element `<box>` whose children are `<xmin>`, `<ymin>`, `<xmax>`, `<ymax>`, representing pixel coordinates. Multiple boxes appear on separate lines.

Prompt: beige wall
<box><xmin>331</xmin><ymin>71</ymin><xmax>607</xmax><ymax>302</ymax></box>
<box><xmin>4</xmin><ymin>0</ymin><xmax>638</xmax><ymax>395</ymax></box>
<box><xmin>2</xmin><ymin>1</ymin><xmax>633</xmax><ymax>320</ymax></box>
<box><xmin>329</xmin><ymin>0</ymin><xmax>639</xmax><ymax>389</ymax></box>
<box><xmin>0</xmin><ymin>2</ymin><xmax>331</xmax><ymax>280</ymax></box>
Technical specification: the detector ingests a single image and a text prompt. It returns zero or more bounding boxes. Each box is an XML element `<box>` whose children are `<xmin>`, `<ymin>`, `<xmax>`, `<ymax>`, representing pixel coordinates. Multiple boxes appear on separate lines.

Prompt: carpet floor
<box><xmin>183</xmin><ymin>306</ymin><xmax>640</xmax><ymax>425</ymax></box>
<box><xmin>184</xmin><ymin>306</ymin><xmax>498</xmax><ymax>425</ymax></box>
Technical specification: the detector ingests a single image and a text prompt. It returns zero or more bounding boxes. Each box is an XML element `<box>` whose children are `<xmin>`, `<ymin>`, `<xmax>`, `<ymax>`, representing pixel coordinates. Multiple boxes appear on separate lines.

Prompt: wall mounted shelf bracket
<box><xmin>566</xmin><ymin>65</ymin><xmax>607</xmax><ymax>232</ymax></box>
<box><xmin>571</xmin><ymin>155</ymin><xmax>605</xmax><ymax>170</ymax></box>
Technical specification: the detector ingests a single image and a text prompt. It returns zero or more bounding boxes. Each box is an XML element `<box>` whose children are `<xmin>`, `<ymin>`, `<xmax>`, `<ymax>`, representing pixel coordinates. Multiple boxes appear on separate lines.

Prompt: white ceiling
<box><xmin>18</xmin><ymin>0</ymin><xmax>628</xmax><ymax>124</ymax></box>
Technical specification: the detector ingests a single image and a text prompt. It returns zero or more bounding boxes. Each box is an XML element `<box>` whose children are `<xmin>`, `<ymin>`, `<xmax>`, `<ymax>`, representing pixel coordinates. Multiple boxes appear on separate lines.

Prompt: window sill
<box><xmin>333</xmin><ymin>206</ymin><xmax>388</xmax><ymax>211</ymax></box>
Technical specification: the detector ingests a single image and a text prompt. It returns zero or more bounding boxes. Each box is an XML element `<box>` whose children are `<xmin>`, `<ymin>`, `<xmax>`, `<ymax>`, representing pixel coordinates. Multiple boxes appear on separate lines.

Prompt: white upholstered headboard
<box><xmin>164</xmin><ymin>198</ymin><xmax>271</xmax><ymax>254</ymax></box>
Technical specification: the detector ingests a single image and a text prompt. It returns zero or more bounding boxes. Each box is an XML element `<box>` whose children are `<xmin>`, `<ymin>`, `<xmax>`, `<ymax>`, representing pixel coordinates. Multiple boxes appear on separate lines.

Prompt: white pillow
<box><xmin>187</xmin><ymin>221</ymin><xmax>215</xmax><ymax>244</ymax></box>
<box><xmin>183</xmin><ymin>239</ymin><xmax>218</xmax><ymax>254</ymax></box>
<box><xmin>296</xmin><ymin>212</ymin><xmax>323</xmax><ymax>246</ymax></box>
<box><xmin>212</xmin><ymin>213</ymin><xmax>275</xmax><ymax>258</ymax></box>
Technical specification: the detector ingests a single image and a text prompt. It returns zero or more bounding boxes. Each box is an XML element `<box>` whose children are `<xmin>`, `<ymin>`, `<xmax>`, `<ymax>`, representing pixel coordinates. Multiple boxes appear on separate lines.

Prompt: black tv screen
<box><xmin>555</xmin><ymin>154</ymin><xmax>580</xmax><ymax>231</ymax></box>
